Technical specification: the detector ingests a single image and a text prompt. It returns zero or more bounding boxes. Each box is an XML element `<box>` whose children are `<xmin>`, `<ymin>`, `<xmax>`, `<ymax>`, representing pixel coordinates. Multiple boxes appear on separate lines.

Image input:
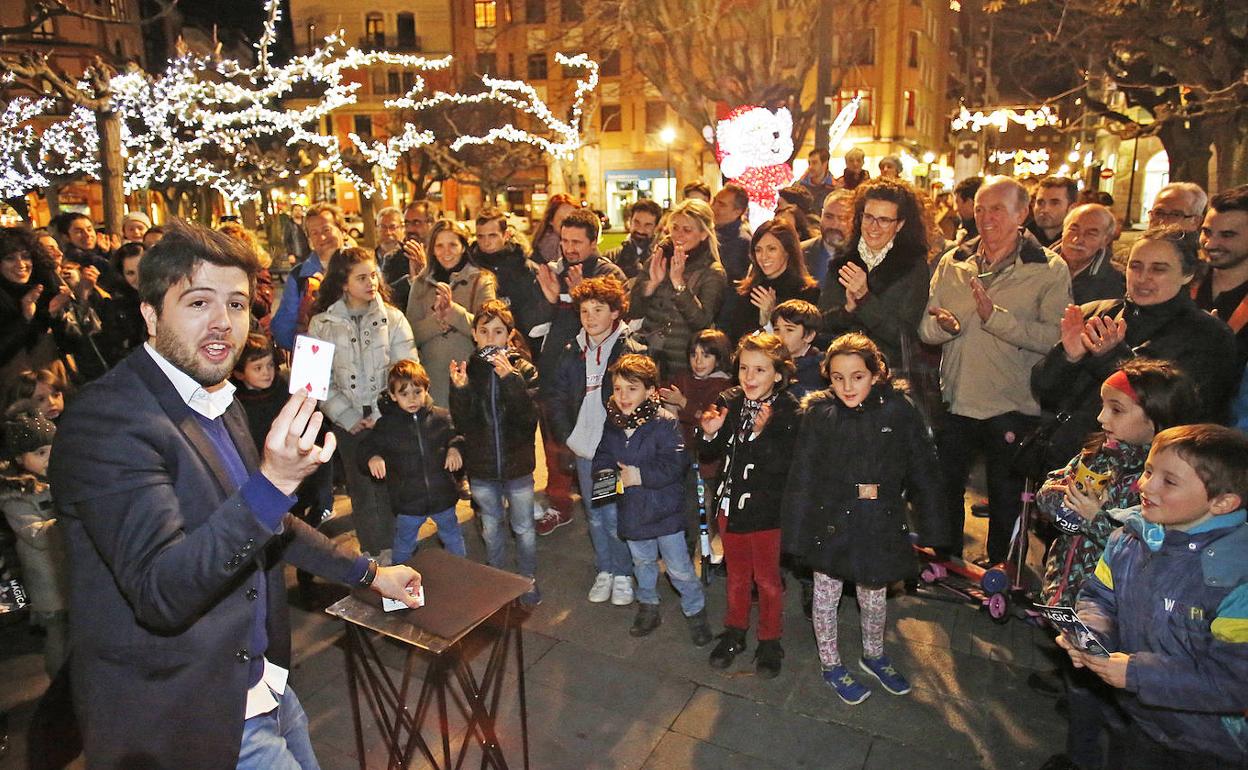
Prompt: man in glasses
<box><xmin>1148</xmin><ymin>182</ymin><xmax>1207</xmax><ymax>233</ymax></box>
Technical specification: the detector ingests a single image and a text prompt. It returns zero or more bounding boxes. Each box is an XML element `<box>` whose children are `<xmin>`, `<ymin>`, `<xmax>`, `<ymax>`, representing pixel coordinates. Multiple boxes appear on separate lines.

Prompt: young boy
<box><xmin>362</xmin><ymin>360</ymin><xmax>466</xmax><ymax>564</ymax></box>
<box><xmin>593</xmin><ymin>354</ymin><xmax>712</xmax><ymax>644</ymax></box>
<box><xmin>1064</xmin><ymin>424</ymin><xmax>1248</xmax><ymax>769</ymax></box>
<box><xmin>547</xmin><ymin>275</ymin><xmax>648</xmax><ymax>606</ymax></box>
<box><xmin>771</xmin><ymin>299</ymin><xmax>825</xmax><ymax>399</ymax></box>
<box><xmin>449</xmin><ymin>300</ymin><xmax>542</xmax><ymax>605</ymax></box>
<box><xmin>1</xmin><ymin>409</ymin><xmax>68</xmax><ymax>676</ymax></box>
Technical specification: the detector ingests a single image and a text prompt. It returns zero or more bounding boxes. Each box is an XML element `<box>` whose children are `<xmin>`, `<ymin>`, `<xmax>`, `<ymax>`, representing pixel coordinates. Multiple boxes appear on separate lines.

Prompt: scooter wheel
<box><xmin>981</xmin><ymin>567</ymin><xmax>1009</xmax><ymax>595</ymax></box>
<box><xmin>988</xmin><ymin>592</ymin><xmax>1009</xmax><ymax>623</ymax></box>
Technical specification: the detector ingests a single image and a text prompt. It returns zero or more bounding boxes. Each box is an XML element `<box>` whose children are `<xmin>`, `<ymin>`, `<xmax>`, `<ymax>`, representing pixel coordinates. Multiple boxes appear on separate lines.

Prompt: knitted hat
<box><xmin>2</xmin><ymin>410</ymin><xmax>56</xmax><ymax>458</ymax></box>
<box><xmin>122</xmin><ymin>211</ymin><xmax>152</xmax><ymax>229</ymax></box>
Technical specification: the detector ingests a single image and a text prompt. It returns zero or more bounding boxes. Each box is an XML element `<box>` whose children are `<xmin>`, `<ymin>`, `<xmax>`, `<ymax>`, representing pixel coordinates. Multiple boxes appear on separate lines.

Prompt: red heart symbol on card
<box><xmin>311</xmin><ymin>345</ymin><xmax>319</xmax><ymax>354</ymax></box>
<box><xmin>304</xmin><ymin>383</ymin><xmax>312</xmax><ymax>393</ymax></box>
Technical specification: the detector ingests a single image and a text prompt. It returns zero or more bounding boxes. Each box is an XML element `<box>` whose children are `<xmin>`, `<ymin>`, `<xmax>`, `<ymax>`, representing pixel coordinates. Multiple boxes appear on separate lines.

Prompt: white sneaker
<box><xmin>611</xmin><ymin>575</ymin><xmax>634</xmax><ymax>606</ymax></box>
<box><xmin>588</xmin><ymin>571</ymin><xmax>613</xmax><ymax>603</ymax></box>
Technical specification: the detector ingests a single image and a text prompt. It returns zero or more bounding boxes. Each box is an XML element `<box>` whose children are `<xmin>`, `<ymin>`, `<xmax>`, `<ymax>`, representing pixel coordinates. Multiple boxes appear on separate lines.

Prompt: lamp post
<box><xmin>660</xmin><ymin>126</ymin><xmax>676</xmax><ymax>207</ymax></box>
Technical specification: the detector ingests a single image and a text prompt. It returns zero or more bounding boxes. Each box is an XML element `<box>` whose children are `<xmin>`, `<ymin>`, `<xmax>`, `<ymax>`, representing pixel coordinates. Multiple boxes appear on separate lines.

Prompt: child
<box><xmin>769</xmin><ymin>299</ymin><xmax>825</xmax><ymax>399</ymax></box>
<box><xmin>0</xmin><ymin>409</ymin><xmax>68</xmax><ymax>676</ymax></box>
<box><xmin>547</xmin><ymin>275</ymin><xmax>647</xmax><ymax>605</ymax></box>
<box><xmin>781</xmin><ymin>333</ymin><xmax>946</xmax><ymax>704</ymax></box>
<box><xmin>230</xmin><ymin>333</ymin><xmax>286</xmax><ymax>453</ymax></box>
<box><xmin>7</xmin><ymin>368</ymin><xmax>69</xmax><ymax>422</ymax></box>
<box><xmin>699</xmin><ymin>333</ymin><xmax>801</xmax><ymax>678</ymax></box>
<box><xmin>594</xmin><ymin>354</ymin><xmax>712</xmax><ymax>644</ymax></box>
<box><xmin>1033</xmin><ymin>360</ymin><xmax>1199</xmax><ymax>770</ymax></box>
<box><xmin>1065</xmin><ymin>424</ymin><xmax>1248</xmax><ymax>769</ymax></box>
<box><xmin>362</xmin><ymin>360</ymin><xmax>466</xmax><ymax>564</ymax></box>
<box><xmin>449</xmin><ymin>300</ymin><xmax>542</xmax><ymax>605</ymax></box>
<box><xmin>658</xmin><ymin>329</ymin><xmax>733</xmax><ymax>564</ymax></box>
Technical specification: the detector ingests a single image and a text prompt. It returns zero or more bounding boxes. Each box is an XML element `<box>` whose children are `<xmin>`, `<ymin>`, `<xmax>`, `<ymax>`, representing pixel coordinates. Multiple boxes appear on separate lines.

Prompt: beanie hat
<box><xmin>122</xmin><ymin>211</ymin><xmax>152</xmax><ymax>229</ymax></box>
<box><xmin>2</xmin><ymin>410</ymin><xmax>56</xmax><ymax>458</ymax></box>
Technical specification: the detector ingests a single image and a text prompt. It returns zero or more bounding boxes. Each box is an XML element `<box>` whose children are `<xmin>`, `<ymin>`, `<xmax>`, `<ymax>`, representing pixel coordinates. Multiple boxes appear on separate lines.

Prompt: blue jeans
<box><xmin>470</xmin><ymin>475</ymin><xmax>537</xmax><ymax>579</ymax></box>
<box><xmin>628</xmin><ymin>532</ymin><xmax>705</xmax><ymax>616</ymax></box>
<box><xmin>393</xmin><ymin>506</ymin><xmax>466</xmax><ymax>565</ymax></box>
<box><xmin>237</xmin><ymin>687</ymin><xmax>319</xmax><ymax>770</ymax></box>
<box><xmin>575</xmin><ymin>456</ymin><xmax>634</xmax><ymax>576</ymax></box>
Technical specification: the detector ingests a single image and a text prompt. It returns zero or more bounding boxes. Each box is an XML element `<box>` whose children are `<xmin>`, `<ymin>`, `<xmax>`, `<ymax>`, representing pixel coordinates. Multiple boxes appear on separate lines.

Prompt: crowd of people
<box><xmin>2</xmin><ymin>161</ymin><xmax>1247</xmax><ymax>769</ymax></box>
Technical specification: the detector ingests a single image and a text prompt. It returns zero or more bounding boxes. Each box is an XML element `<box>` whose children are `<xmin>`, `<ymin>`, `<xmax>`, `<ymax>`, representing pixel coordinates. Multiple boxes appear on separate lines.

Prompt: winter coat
<box><xmin>307</xmin><ymin>296</ymin><xmax>419</xmax><ymax>430</ymax></box>
<box><xmin>819</xmin><ymin>241</ymin><xmax>930</xmax><ymax>375</ymax></box>
<box><xmin>405</xmin><ymin>261</ymin><xmax>497</xmax><ymax>407</ymax></box>
<box><xmin>468</xmin><ymin>241</ymin><xmax>552</xmax><ymax>338</ymax></box>
<box><xmin>231</xmin><ymin>376</ymin><xmax>290</xmax><ymax>455</ymax></box>
<box><xmin>1077</xmin><ymin>509</ymin><xmax>1248</xmax><ymax>762</ymax></box>
<box><xmin>602</xmin><ymin>237</ymin><xmax>650</xmax><ymax>279</ymax></box>
<box><xmin>448</xmin><ymin>348</ymin><xmax>540</xmax><ymax>482</ymax></box>
<box><xmin>1034</xmin><ymin>440</ymin><xmax>1147</xmax><ymax>605</ymax></box>
<box><xmin>547</xmin><ymin>324</ymin><xmax>648</xmax><ymax>445</ymax></box>
<box><xmin>535</xmin><ymin>254</ymin><xmax>626</xmax><ymax>389</ymax></box>
<box><xmin>271</xmin><ymin>253</ymin><xmax>324</xmax><ymax>350</ymax></box>
<box><xmin>93</xmin><ymin>282</ymin><xmax>146</xmax><ymax>368</ymax></box>
<box><xmin>1060</xmin><ymin>246</ymin><xmax>1125</xmax><ymax>305</ymax></box>
<box><xmin>724</xmin><ymin>271</ymin><xmax>820</xmax><ymax>343</ymax></box>
<box><xmin>593</xmin><ymin>410</ymin><xmax>689</xmax><ymax>540</ymax></box>
<box><xmin>1030</xmin><ymin>292</ymin><xmax>1239</xmax><ymax>470</ymax></box>
<box><xmin>790</xmin><ymin>348</ymin><xmax>825</xmax><ymax>400</ymax></box>
<box><xmin>0</xmin><ymin>467</ymin><xmax>68</xmax><ymax>614</ymax></box>
<box><xmin>780</xmin><ymin>384</ymin><xmax>945</xmax><ymax>584</ymax></box>
<box><xmin>629</xmin><ymin>239</ymin><xmax>727</xmax><ymax>375</ymax></box>
<box><xmin>699</xmin><ymin>386</ymin><xmax>800</xmax><ymax>533</ymax></box>
<box><xmin>359</xmin><ymin>398</ymin><xmax>463</xmax><ymax>515</ymax></box>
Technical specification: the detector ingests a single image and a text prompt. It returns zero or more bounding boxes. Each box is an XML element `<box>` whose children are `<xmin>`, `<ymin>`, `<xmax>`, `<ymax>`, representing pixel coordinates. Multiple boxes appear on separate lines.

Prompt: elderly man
<box><xmin>1148</xmin><ymin>182</ymin><xmax>1207</xmax><ymax>233</ymax></box>
<box><xmin>802</xmin><ymin>190</ymin><xmax>854</xmax><ymax>287</ymax></box>
<box><xmin>1057</xmin><ymin>203</ymin><xmax>1124</xmax><ymax>304</ymax></box>
<box><xmin>920</xmin><ymin>175</ymin><xmax>1071</xmax><ymax>565</ymax></box>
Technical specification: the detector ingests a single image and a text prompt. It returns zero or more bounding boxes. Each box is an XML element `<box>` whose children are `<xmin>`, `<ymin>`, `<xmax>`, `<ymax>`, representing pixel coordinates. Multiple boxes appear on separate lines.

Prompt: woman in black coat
<box><xmin>1</xmin><ymin>227</ymin><xmax>70</xmax><ymax>393</ymax></box>
<box><xmin>724</xmin><ymin>219</ymin><xmax>819</xmax><ymax>343</ymax></box>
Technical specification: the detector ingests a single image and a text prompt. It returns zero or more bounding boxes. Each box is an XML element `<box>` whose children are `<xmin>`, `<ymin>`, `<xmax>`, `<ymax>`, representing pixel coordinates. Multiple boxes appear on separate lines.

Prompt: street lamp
<box><xmin>659</xmin><ymin>126</ymin><xmax>676</xmax><ymax>207</ymax></box>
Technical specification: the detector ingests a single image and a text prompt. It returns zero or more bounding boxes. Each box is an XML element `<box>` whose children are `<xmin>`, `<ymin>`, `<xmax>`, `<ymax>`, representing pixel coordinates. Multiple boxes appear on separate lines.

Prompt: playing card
<box><xmin>289</xmin><ymin>335</ymin><xmax>335</xmax><ymax>401</ymax></box>
<box><xmin>382</xmin><ymin>584</ymin><xmax>425</xmax><ymax>612</ymax></box>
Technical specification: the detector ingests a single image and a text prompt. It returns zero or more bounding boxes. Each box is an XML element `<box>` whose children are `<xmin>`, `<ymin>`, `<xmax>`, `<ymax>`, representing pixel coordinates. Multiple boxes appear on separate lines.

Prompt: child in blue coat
<box><xmin>594</xmin><ymin>354</ymin><xmax>712</xmax><ymax>645</ymax></box>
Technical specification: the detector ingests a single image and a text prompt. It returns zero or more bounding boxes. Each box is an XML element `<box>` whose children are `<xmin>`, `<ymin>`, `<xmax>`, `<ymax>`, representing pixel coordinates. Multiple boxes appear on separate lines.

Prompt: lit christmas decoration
<box><xmin>951</xmin><ymin>104</ymin><xmax>1060</xmax><ymax>133</ymax></box>
<box><xmin>713</xmin><ymin>104</ymin><xmax>794</xmax><ymax>231</ymax></box>
<box><xmin>987</xmin><ymin>148</ymin><xmax>1050</xmax><ymax>175</ymax></box>
<box><xmin>826</xmin><ymin>95</ymin><xmax>861</xmax><ymax>152</ymax></box>
<box><xmin>0</xmin><ymin>85</ymin><xmax>52</xmax><ymax>197</ymax></box>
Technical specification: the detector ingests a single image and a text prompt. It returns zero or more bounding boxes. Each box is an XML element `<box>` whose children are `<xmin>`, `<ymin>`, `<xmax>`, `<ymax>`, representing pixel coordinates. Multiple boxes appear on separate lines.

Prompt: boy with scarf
<box><xmin>547</xmin><ymin>276</ymin><xmax>649</xmax><ymax>606</ymax></box>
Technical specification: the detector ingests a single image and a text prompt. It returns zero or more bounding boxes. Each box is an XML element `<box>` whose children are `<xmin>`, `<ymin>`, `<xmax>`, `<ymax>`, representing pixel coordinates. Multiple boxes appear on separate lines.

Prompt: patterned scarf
<box><xmin>607</xmin><ymin>394</ymin><xmax>660</xmax><ymax>430</ymax></box>
<box><xmin>738</xmin><ymin>391</ymin><xmax>778</xmax><ymax>441</ymax></box>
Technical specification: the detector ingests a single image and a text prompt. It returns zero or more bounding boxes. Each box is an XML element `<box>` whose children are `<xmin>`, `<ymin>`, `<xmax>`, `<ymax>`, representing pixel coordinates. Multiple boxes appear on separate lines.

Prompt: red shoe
<box><xmin>535</xmin><ymin>507</ymin><xmax>573</xmax><ymax>536</ymax></box>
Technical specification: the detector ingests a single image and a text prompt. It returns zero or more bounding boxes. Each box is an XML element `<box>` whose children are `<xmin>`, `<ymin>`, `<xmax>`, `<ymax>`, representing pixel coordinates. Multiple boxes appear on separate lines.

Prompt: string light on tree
<box><xmin>951</xmin><ymin>104</ymin><xmax>1060</xmax><ymax>133</ymax></box>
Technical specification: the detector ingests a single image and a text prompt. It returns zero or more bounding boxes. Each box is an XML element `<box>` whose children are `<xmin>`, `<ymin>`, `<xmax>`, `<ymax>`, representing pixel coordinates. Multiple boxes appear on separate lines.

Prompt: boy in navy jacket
<box><xmin>1066</xmin><ymin>424</ymin><xmax>1248</xmax><ymax>769</ymax></box>
<box><xmin>594</xmin><ymin>354</ymin><xmax>712</xmax><ymax>645</ymax></box>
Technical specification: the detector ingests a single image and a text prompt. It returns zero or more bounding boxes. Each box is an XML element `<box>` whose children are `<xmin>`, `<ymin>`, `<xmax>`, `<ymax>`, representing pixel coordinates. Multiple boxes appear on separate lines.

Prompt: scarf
<box><xmin>607</xmin><ymin>394</ymin><xmax>660</xmax><ymax>430</ymax></box>
<box><xmin>431</xmin><ymin>254</ymin><xmax>468</xmax><ymax>284</ymax></box>
<box><xmin>856</xmin><ymin>237</ymin><xmax>894</xmax><ymax>272</ymax></box>
<box><xmin>738</xmin><ymin>391</ymin><xmax>778</xmax><ymax>441</ymax></box>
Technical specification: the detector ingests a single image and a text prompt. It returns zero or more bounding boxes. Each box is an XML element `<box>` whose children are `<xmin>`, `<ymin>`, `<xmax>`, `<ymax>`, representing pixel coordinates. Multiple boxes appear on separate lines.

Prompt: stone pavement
<box><xmin>0</xmin><ymin>473</ymin><xmax>1066</xmax><ymax>770</ymax></box>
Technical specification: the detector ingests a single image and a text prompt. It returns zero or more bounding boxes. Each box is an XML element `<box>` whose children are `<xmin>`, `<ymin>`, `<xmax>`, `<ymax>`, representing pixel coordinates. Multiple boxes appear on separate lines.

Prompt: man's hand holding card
<box><xmin>259</xmin><ymin>335</ymin><xmax>338</xmax><ymax>495</ymax></box>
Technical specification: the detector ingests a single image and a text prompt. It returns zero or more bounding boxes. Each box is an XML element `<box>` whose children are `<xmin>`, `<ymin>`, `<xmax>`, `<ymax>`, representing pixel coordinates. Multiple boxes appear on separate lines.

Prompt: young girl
<box><xmin>699</xmin><ymin>333</ymin><xmax>800</xmax><ymax>678</ymax></box>
<box><xmin>1033</xmin><ymin>358</ymin><xmax>1199</xmax><ymax>770</ymax></box>
<box><xmin>659</xmin><ymin>329</ymin><xmax>733</xmax><ymax>561</ymax></box>
<box><xmin>781</xmin><ymin>333</ymin><xmax>946</xmax><ymax>704</ymax></box>
<box><xmin>6</xmin><ymin>367</ymin><xmax>69</xmax><ymax>422</ymax></box>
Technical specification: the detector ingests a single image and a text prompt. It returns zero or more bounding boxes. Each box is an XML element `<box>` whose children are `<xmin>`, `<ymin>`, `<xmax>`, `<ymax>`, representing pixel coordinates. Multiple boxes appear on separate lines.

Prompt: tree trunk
<box><xmin>1208</xmin><ymin>113</ymin><xmax>1248</xmax><ymax>193</ymax></box>
<box><xmin>358</xmin><ymin>193</ymin><xmax>377</xmax><ymax>249</ymax></box>
<box><xmin>1158</xmin><ymin>119</ymin><xmax>1211</xmax><ymax>188</ymax></box>
<box><xmin>45</xmin><ymin>185</ymin><xmax>61</xmax><ymax>222</ymax></box>
<box><xmin>97</xmin><ymin>107</ymin><xmax>126</xmax><ymax>235</ymax></box>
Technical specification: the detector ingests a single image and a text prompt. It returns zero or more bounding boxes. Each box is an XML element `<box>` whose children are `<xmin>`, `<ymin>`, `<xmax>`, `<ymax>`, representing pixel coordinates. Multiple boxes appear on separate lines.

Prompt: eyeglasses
<box><xmin>1148</xmin><ymin>209</ymin><xmax>1198</xmax><ymax>222</ymax></box>
<box><xmin>861</xmin><ymin>213</ymin><xmax>900</xmax><ymax>228</ymax></box>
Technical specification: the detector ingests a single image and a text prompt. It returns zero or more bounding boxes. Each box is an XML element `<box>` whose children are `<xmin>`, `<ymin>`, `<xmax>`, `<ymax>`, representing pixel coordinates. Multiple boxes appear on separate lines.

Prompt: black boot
<box><xmin>709</xmin><ymin>628</ymin><xmax>747</xmax><ymax>669</ymax></box>
<box><xmin>686</xmin><ymin>608</ymin><xmax>713</xmax><ymax>647</ymax></box>
<box><xmin>754</xmin><ymin>639</ymin><xmax>784</xmax><ymax>679</ymax></box>
<box><xmin>630</xmin><ymin>603</ymin><xmax>662</xmax><ymax>637</ymax></box>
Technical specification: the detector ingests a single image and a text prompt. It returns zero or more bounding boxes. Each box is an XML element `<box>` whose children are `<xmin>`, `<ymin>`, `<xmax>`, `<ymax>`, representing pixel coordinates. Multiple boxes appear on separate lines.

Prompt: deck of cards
<box><xmin>289</xmin><ymin>335</ymin><xmax>335</xmax><ymax>401</ymax></box>
<box><xmin>382</xmin><ymin>584</ymin><xmax>425</xmax><ymax>612</ymax></box>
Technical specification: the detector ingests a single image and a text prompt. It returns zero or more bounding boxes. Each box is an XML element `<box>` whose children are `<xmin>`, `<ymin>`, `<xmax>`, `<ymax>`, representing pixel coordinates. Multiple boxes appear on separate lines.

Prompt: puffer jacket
<box><xmin>447</xmin><ymin>348</ymin><xmax>540</xmax><ymax>482</ymax></box>
<box><xmin>1034</xmin><ymin>439</ymin><xmax>1147</xmax><ymax>605</ymax></box>
<box><xmin>307</xmin><ymin>296</ymin><xmax>418</xmax><ymax>430</ymax></box>
<box><xmin>593</xmin><ymin>409</ymin><xmax>689</xmax><ymax>540</ymax></box>
<box><xmin>0</xmin><ymin>467</ymin><xmax>68</xmax><ymax>614</ymax></box>
<box><xmin>359</xmin><ymin>397</ymin><xmax>463</xmax><ymax>515</ymax></box>
<box><xmin>406</xmin><ymin>262</ymin><xmax>497</xmax><ymax>407</ymax></box>
<box><xmin>1078</xmin><ymin>509</ymin><xmax>1248</xmax><ymax>762</ymax></box>
<box><xmin>780</xmin><ymin>384</ymin><xmax>945</xmax><ymax>584</ymax></box>
<box><xmin>699</xmin><ymin>386</ymin><xmax>800</xmax><ymax>533</ymax></box>
<box><xmin>629</xmin><ymin>240</ymin><xmax>727</xmax><ymax>375</ymax></box>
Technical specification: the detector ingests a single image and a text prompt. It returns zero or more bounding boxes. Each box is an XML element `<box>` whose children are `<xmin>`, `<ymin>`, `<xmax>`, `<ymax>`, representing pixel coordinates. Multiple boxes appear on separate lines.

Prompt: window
<box><xmin>474</xmin><ymin>0</ymin><xmax>497</xmax><ymax>28</ymax></box>
<box><xmin>904</xmin><ymin>90</ymin><xmax>916</xmax><ymax>127</ymax></box>
<box><xmin>526</xmin><ymin>0</ymin><xmax>546</xmax><ymax>23</ymax></box>
<box><xmin>645</xmin><ymin>102</ymin><xmax>666</xmax><ymax>133</ymax></box>
<box><xmin>477</xmin><ymin>52</ymin><xmax>497</xmax><ymax>74</ymax></box>
<box><xmin>834</xmin><ymin>88</ymin><xmax>872</xmax><ymax>126</ymax></box>
<box><xmin>372</xmin><ymin>70</ymin><xmax>387</xmax><ymax>94</ymax></box>
<box><xmin>837</xmin><ymin>30</ymin><xmax>875</xmax><ymax>66</ymax></box>
<box><xmin>396</xmin><ymin>12</ymin><xmax>417</xmax><ymax>49</ymax></box>
<box><xmin>600</xmin><ymin>104</ymin><xmax>622</xmax><ymax>132</ymax></box>
<box><xmin>561</xmin><ymin>0</ymin><xmax>583</xmax><ymax>22</ymax></box>
<box><xmin>353</xmin><ymin>115</ymin><xmax>373</xmax><ymax>138</ymax></box>
<box><xmin>306</xmin><ymin>21</ymin><xmax>318</xmax><ymax>53</ymax></box>
<box><xmin>908</xmin><ymin>30</ymin><xmax>920</xmax><ymax>68</ymax></box>
<box><xmin>402</xmin><ymin>71</ymin><xmax>416</xmax><ymax>92</ymax></box>
<box><xmin>387</xmin><ymin>71</ymin><xmax>401</xmax><ymax>94</ymax></box>
<box><xmin>601</xmin><ymin>49</ymin><xmax>620</xmax><ymax>77</ymax></box>
<box><xmin>365</xmin><ymin>13</ymin><xmax>384</xmax><ymax>47</ymax></box>
<box><xmin>30</xmin><ymin>15</ymin><xmax>54</xmax><ymax>39</ymax></box>
<box><xmin>527</xmin><ymin>53</ymin><xmax>548</xmax><ymax>80</ymax></box>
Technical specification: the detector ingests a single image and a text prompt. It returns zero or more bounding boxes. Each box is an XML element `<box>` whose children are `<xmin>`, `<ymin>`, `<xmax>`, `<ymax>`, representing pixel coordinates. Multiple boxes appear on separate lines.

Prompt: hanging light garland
<box><xmin>951</xmin><ymin>104</ymin><xmax>1060</xmax><ymax>133</ymax></box>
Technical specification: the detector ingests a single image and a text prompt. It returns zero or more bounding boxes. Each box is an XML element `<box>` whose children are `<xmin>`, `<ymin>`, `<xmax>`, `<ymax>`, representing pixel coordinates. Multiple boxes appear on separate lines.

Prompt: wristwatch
<box><xmin>672</xmin><ymin>283</ymin><xmax>687</xmax><ymax>294</ymax></box>
<box><xmin>358</xmin><ymin>558</ymin><xmax>379</xmax><ymax>588</ymax></box>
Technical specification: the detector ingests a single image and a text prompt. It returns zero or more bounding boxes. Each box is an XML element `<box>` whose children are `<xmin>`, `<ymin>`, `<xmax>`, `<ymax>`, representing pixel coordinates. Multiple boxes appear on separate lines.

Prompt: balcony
<box><xmin>356</xmin><ymin>35</ymin><xmax>424</xmax><ymax>54</ymax></box>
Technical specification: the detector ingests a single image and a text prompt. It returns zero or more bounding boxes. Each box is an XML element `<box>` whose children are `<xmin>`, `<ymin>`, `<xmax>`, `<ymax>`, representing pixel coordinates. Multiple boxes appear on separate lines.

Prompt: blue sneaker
<box><xmin>519</xmin><ymin>587</ymin><xmax>543</xmax><ymax>606</ymax></box>
<box><xmin>858</xmin><ymin>655</ymin><xmax>911</xmax><ymax>695</ymax></box>
<box><xmin>822</xmin><ymin>665</ymin><xmax>871</xmax><ymax>705</ymax></box>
